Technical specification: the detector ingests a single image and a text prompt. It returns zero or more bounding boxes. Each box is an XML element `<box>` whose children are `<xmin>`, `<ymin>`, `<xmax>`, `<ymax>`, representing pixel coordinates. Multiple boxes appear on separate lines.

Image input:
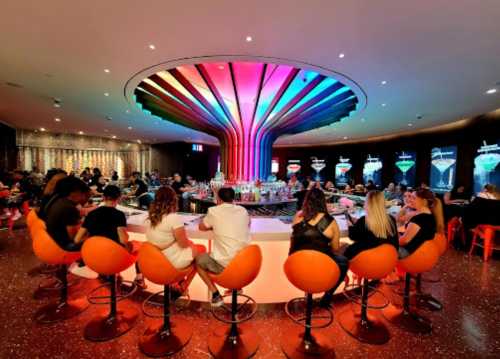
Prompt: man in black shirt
<box><xmin>129</xmin><ymin>172</ymin><xmax>152</xmax><ymax>209</ymax></box>
<box><xmin>44</xmin><ymin>177</ymin><xmax>90</xmax><ymax>252</ymax></box>
<box><xmin>74</xmin><ymin>185</ymin><xmax>145</xmax><ymax>287</ymax></box>
<box><xmin>171</xmin><ymin>173</ymin><xmax>190</xmax><ymax>195</ymax></box>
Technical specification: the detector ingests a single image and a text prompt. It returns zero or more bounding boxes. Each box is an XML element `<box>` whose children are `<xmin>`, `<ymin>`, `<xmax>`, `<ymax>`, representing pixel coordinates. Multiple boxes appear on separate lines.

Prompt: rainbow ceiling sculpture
<box><xmin>134</xmin><ymin>61</ymin><xmax>360</xmax><ymax>181</ymax></box>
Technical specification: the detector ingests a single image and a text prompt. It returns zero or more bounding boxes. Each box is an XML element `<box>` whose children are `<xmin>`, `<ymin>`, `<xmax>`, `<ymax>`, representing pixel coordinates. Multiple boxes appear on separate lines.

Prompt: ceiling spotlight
<box><xmin>40</xmin><ymin>127</ymin><xmax>46</xmax><ymax>132</ymax></box>
<box><xmin>104</xmin><ymin>69</ymin><xmax>110</xmax><ymax>73</ymax></box>
<box><xmin>106</xmin><ymin>116</ymin><xmax>112</xmax><ymax>121</ymax></box>
<box><xmin>53</xmin><ymin>103</ymin><xmax>61</xmax><ymax>108</ymax></box>
<box><xmin>381</xmin><ymin>103</ymin><xmax>387</xmax><ymax>107</ymax></box>
<box><xmin>54</xmin><ymin>117</ymin><xmax>61</xmax><ymax>122</ymax></box>
<box><xmin>126</xmin><ymin>109</ymin><xmax>130</xmax><ymax>113</ymax></box>
<box><xmin>360</xmin><ymin>118</ymin><xmax>366</xmax><ymax>122</ymax></box>
<box><xmin>137</xmin><ymin>139</ymin><xmax>142</xmax><ymax>144</ymax></box>
<box><xmin>381</xmin><ymin>80</ymin><xmax>387</xmax><ymax>85</ymax></box>
<box><xmin>343</xmin><ymin>136</ymin><xmax>348</xmax><ymax>140</ymax></box>
<box><xmin>408</xmin><ymin>123</ymin><xmax>413</xmax><ymax>127</ymax></box>
<box><xmin>78</xmin><ymin>131</ymin><xmax>84</xmax><ymax>135</ymax></box>
<box><xmin>112</xmin><ymin>135</ymin><xmax>117</xmax><ymax>139</ymax></box>
<box><xmin>148</xmin><ymin>44</ymin><xmax>156</xmax><ymax>50</ymax></box>
<box><xmin>53</xmin><ymin>98</ymin><xmax>62</xmax><ymax>108</ymax></box>
<box><xmin>338</xmin><ymin>53</ymin><xmax>345</xmax><ymax>58</ymax></box>
<box><xmin>104</xmin><ymin>92</ymin><xmax>109</xmax><ymax>97</ymax></box>
<box><xmin>128</xmin><ymin>126</ymin><xmax>133</xmax><ymax>130</ymax></box>
<box><xmin>245</xmin><ymin>36</ymin><xmax>253</xmax><ymax>42</ymax></box>
<box><xmin>486</xmin><ymin>88</ymin><xmax>497</xmax><ymax>94</ymax></box>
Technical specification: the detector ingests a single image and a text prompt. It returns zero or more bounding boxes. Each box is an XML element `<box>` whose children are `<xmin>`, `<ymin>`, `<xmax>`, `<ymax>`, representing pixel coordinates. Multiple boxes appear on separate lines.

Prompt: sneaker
<box><xmin>211</xmin><ymin>292</ymin><xmax>225</xmax><ymax>307</ymax></box>
<box><xmin>69</xmin><ymin>262</ymin><xmax>98</xmax><ymax>279</ymax></box>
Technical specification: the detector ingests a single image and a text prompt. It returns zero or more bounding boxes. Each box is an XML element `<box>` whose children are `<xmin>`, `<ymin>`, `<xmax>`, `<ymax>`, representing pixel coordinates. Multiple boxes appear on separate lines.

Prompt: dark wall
<box><xmin>272</xmin><ymin>115</ymin><xmax>500</xmax><ymax>190</ymax></box>
<box><xmin>0</xmin><ymin>122</ymin><xmax>17</xmax><ymax>172</ymax></box>
<box><xmin>151</xmin><ymin>142</ymin><xmax>219</xmax><ymax>180</ymax></box>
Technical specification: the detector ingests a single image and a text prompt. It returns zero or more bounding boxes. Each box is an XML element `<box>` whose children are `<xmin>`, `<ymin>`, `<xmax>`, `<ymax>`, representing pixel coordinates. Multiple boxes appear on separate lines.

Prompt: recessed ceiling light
<box><xmin>360</xmin><ymin>118</ymin><xmax>366</xmax><ymax>122</ymax></box>
<box><xmin>53</xmin><ymin>103</ymin><xmax>61</xmax><ymax>108</ymax></box>
<box><xmin>245</xmin><ymin>36</ymin><xmax>253</xmax><ymax>42</ymax></box>
<box><xmin>137</xmin><ymin>139</ymin><xmax>142</xmax><ymax>144</ymax></box>
<box><xmin>54</xmin><ymin>117</ymin><xmax>61</xmax><ymax>122</ymax></box>
<box><xmin>486</xmin><ymin>88</ymin><xmax>497</xmax><ymax>94</ymax></box>
<box><xmin>343</xmin><ymin>136</ymin><xmax>348</xmax><ymax>140</ymax></box>
<box><xmin>126</xmin><ymin>109</ymin><xmax>130</xmax><ymax>114</ymax></box>
<box><xmin>381</xmin><ymin>80</ymin><xmax>387</xmax><ymax>85</ymax></box>
<box><xmin>381</xmin><ymin>103</ymin><xmax>387</xmax><ymax>107</ymax></box>
<box><xmin>40</xmin><ymin>127</ymin><xmax>46</xmax><ymax>132</ymax></box>
<box><xmin>128</xmin><ymin>126</ymin><xmax>132</xmax><ymax>130</ymax></box>
<box><xmin>112</xmin><ymin>135</ymin><xmax>117</xmax><ymax>139</ymax></box>
<box><xmin>78</xmin><ymin>131</ymin><xmax>84</xmax><ymax>135</ymax></box>
<box><xmin>104</xmin><ymin>92</ymin><xmax>109</xmax><ymax>97</ymax></box>
<box><xmin>104</xmin><ymin>69</ymin><xmax>110</xmax><ymax>73</ymax></box>
<box><xmin>148</xmin><ymin>44</ymin><xmax>156</xmax><ymax>50</ymax></box>
<box><xmin>338</xmin><ymin>53</ymin><xmax>345</xmax><ymax>58</ymax></box>
<box><xmin>408</xmin><ymin>123</ymin><xmax>413</xmax><ymax>127</ymax></box>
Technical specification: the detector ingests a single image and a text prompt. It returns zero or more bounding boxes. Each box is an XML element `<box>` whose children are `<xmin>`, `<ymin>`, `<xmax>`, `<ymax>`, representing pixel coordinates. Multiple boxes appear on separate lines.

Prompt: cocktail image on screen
<box><xmin>286</xmin><ymin>160</ymin><xmax>301</xmax><ymax>178</ymax></box>
<box><xmin>430</xmin><ymin>146</ymin><xmax>457</xmax><ymax>192</ymax></box>
<box><xmin>473</xmin><ymin>140</ymin><xmax>500</xmax><ymax>194</ymax></box>
<box><xmin>394</xmin><ymin>151</ymin><xmax>416</xmax><ymax>186</ymax></box>
<box><xmin>363</xmin><ymin>155</ymin><xmax>382</xmax><ymax>186</ymax></box>
<box><xmin>335</xmin><ymin>156</ymin><xmax>352</xmax><ymax>186</ymax></box>
<box><xmin>310</xmin><ymin>157</ymin><xmax>326</xmax><ymax>182</ymax></box>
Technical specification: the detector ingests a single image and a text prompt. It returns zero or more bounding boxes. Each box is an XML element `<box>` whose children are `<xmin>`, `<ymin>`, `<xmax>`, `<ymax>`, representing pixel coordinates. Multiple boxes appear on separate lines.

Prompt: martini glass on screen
<box><xmin>363</xmin><ymin>157</ymin><xmax>382</xmax><ymax>182</ymax></box>
<box><xmin>395</xmin><ymin>159</ymin><xmax>415</xmax><ymax>185</ymax></box>
<box><xmin>311</xmin><ymin>162</ymin><xmax>326</xmax><ymax>181</ymax></box>
<box><xmin>335</xmin><ymin>162</ymin><xmax>352</xmax><ymax>184</ymax></box>
<box><xmin>431</xmin><ymin>158</ymin><xmax>456</xmax><ymax>188</ymax></box>
<box><xmin>474</xmin><ymin>153</ymin><xmax>500</xmax><ymax>185</ymax></box>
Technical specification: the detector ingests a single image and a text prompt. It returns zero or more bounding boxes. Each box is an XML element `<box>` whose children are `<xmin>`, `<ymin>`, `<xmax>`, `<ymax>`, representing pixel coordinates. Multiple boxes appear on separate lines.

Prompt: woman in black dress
<box><xmin>289</xmin><ymin>188</ymin><xmax>348</xmax><ymax>308</ymax></box>
<box><xmin>344</xmin><ymin>190</ymin><xmax>398</xmax><ymax>260</ymax></box>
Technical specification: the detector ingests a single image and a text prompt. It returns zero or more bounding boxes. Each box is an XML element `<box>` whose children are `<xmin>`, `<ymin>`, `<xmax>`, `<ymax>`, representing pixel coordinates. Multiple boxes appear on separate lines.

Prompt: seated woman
<box><xmin>344</xmin><ymin>190</ymin><xmax>398</xmax><ymax>261</ymax></box>
<box><xmin>396</xmin><ymin>189</ymin><xmax>416</xmax><ymax>230</ymax></box>
<box><xmin>74</xmin><ymin>185</ymin><xmax>144</xmax><ymax>287</ymax></box>
<box><xmin>398</xmin><ymin>188</ymin><xmax>440</xmax><ymax>258</ymax></box>
<box><xmin>146</xmin><ymin>186</ymin><xmax>205</xmax><ymax>298</ymax></box>
<box><xmin>289</xmin><ymin>188</ymin><xmax>348</xmax><ymax>308</ymax></box>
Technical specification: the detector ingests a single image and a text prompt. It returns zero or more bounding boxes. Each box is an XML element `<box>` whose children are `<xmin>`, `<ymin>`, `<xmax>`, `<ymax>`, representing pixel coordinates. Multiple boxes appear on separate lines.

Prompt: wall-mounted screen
<box><xmin>394</xmin><ymin>151</ymin><xmax>416</xmax><ymax>187</ymax></box>
<box><xmin>286</xmin><ymin>159</ymin><xmax>301</xmax><ymax>178</ymax></box>
<box><xmin>335</xmin><ymin>156</ymin><xmax>352</xmax><ymax>186</ymax></box>
<box><xmin>473</xmin><ymin>140</ymin><xmax>500</xmax><ymax>194</ymax></box>
<box><xmin>271</xmin><ymin>157</ymin><xmax>279</xmax><ymax>174</ymax></box>
<box><xmin>363</xmin><ymin>154</ymin><xmax>383</xmax><ymax>187</ymax></box>
<box><xmin>311</xmin><ymin>157</ymin><xmax>327</xmax><ymax>183</ymax></box>
<box><xmin>430</xmin><ymin>146</ymin><xmax>457</xmax><ymax>193</ymax></box>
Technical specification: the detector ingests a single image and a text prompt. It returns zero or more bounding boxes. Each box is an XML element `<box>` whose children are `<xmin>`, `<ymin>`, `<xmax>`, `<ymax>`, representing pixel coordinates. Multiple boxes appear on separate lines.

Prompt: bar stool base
<box><xmin>84</xmin><ymin>307</ymin><xmax>138</xmax><ymax>342</ymax></box>
<box><xmin>208</xmin><ymin>324</ymin><xmax>259</xmax><ymax>359</ymax></box>
<box><xmin>382</xmin><ymin>304</ymin><xmax>432</xmax><ymax>334</ymax></box>
<box><xmin>34</xmin><ymin>297</ymin><xmax>88</xmax><ymax>324</ymax></box>
<box><xmin>281</xmin><ymin>326</ymin><xmax>334</xmax><ymax>358</ymax></box>
<box><xmin>415</xmin><ymin>294</ymin><xmax>443</xmax><ymax>311</ymax></box>
<box><xmin>139</xmin><ymin>320</ymin><xmax>192</xmax><ymax>357</ymax></box>
<box><xmin>338</xmin><ymin>310</ymin><xmax>390</xmax><ymax>345</ymax></box>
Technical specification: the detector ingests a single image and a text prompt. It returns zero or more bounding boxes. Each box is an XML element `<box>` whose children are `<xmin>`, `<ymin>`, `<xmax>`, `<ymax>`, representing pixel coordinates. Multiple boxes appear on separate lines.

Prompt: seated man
<box><xmin>74</xmin><ymin>185</ymin><xmax>145</xmax><ymax>288</ymax></box>
<box><xmin>197</xmin><ymin>187</ymin><xmax>250</xmax><ymax>306</ymax></box>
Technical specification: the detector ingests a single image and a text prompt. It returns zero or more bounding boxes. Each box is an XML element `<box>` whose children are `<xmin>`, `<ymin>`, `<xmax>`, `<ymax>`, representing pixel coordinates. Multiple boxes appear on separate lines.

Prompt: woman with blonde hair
<box><xmin>345</xmin><ymin>190</ymin><xmax>399</xmax><ymax>260</ymax></box>
<box><xmin>145</xmin><ymin>186</ymin><xmax>206</xmax><ymax>298</ymax></box>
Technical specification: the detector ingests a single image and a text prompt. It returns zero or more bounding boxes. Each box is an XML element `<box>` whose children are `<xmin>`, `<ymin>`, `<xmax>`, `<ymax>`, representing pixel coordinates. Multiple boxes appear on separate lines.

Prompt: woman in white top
<box><xmin>146</xmin><ymin>186</ymin><xmax>205</xmax><ymax>297</ymax></box>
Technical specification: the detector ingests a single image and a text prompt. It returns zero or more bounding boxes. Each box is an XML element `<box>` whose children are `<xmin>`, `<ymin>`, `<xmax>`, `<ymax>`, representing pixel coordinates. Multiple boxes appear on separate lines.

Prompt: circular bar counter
<box><xmin>119</xmin><ymin>205</ymin><xmax>354</xmax><ymax>304</ymax></box>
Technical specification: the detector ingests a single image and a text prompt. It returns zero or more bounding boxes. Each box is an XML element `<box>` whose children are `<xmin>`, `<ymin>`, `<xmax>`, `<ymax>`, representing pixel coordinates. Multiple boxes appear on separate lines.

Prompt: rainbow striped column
<box><xmin>134</xmin><ymin>61</ymin><xmax>359</xmax><ymax>181</ymax></box>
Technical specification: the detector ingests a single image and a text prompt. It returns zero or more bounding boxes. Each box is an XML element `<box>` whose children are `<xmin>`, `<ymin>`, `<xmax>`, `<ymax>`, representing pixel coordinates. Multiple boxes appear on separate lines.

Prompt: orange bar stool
<box><xmin>32</xmin><ymin>228</ymin><xmax>88</xmax><ymax>323</ymax></box>
<box><xmin>81</xmin><ymin>236</ymin><xmax>139</xmax><ymax>342</ymax></box>
<box><xmin>281</xmin><ymin>250</ymin><xmax>340</xmax><ymax>358</ymax></box>
<box><xmin>137</xmin><ymin>242</ymin><xmax>195</xmax><ymax>357</ymax></box>
<box><xmin>413</xmin><ymin>233</ymin><xmax>447</xmax><ymax>312</ymax></box>
<box><xmin>469</xmin><ymin>224</ymin><xmax>500</xmax><ymax>261</ymax></box>
<box><xmin>207</xmin><ymin>245</ymin><xmax>263</xmax><ymax>359</ymax></box>
<box><xmin>338</xmin><ymin>244</ymin><xmax>398</xmax><ymax>344</ymax></box>
<box><xmin>26</xmin><ymin>208</ymin><xmax>39</xmax><ymax>230</ymax></box>
<box><xmin>383</xmin><ymin>240</ymin><xmax>440</xmax><ymax>334</ymax></box>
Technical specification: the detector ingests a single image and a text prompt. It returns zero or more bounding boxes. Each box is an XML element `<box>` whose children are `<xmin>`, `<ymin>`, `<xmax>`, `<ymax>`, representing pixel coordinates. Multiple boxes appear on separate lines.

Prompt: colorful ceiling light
<box><xmin>134</xmin><ymin>61</ymin><xmax>359</xmax><ymax>180</ymax></box>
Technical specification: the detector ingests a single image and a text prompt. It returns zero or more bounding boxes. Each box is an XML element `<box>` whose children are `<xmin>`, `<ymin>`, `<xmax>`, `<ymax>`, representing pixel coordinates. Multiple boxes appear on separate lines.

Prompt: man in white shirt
<box><xmin>197</xmin><ymin>187</ymin><xmax>250</xmax><ymax>306</ymax></box>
